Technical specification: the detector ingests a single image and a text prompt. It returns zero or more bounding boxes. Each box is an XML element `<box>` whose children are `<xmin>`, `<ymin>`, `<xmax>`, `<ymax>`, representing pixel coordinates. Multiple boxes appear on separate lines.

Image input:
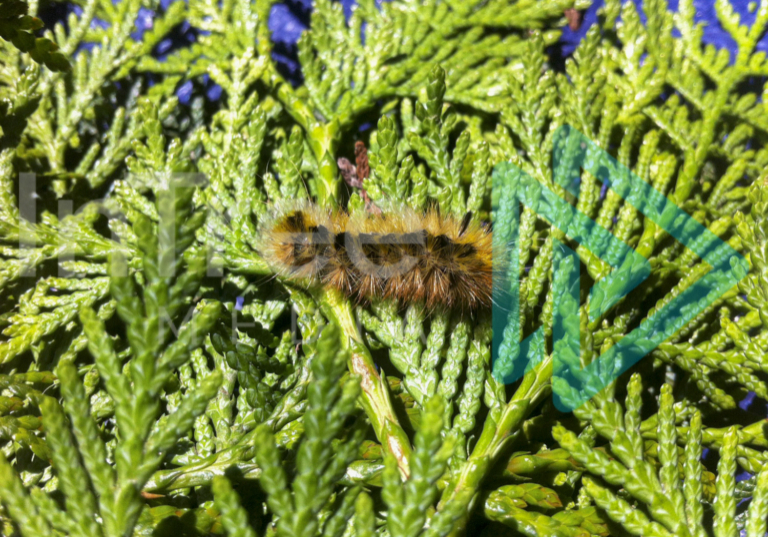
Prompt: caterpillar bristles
<box><xmin>258</xmin><ymin>202</ymin><xmax>492</xmax><ymax>312</ymax></box>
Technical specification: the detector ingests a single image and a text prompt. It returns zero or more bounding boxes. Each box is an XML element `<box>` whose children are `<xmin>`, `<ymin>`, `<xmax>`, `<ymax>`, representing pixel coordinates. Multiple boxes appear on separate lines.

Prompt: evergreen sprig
<box><xmin>554</xmin><ymin>373</ymin><xmax>768</xmax><ymax>537</ymax></box>
<box><xmin>1</xmin><ymin>0</ymin><xmax>768</xmax><ymax>535</ymax></box>
<box><xmin>0</xmin><ymin>180</ymin><xmax>222</xmax><ymax>537</ymax></box>
<box><xmin>0</xmin><ymin>0</ymin><xmax>70</xmax><ymax>72</ymax></box>
<box><xmin>213</xmin><ymin>323</ymin><xmax>364</xmax><ymax>537</ymax></box>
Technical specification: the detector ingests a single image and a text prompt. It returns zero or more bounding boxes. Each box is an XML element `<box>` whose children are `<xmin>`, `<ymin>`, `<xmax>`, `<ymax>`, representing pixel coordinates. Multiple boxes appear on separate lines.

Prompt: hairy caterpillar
<box><xmin>258</xmin><ymin>203</ymin><xmax>493</xmax><ymax>311</ymax></box>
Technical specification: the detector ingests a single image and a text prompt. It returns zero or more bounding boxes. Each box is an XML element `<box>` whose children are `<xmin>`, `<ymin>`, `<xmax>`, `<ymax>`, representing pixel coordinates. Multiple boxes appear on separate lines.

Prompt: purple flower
<box><xmin>739</xmin><ymin>390</ymin><xmax>756</xmax><ymax>411</ymax></box>
<box><xmin>269</xmin><ymin>3</ymin><xmax>308</xmax><ymax>44</ymax></box>
<box><xmin>132</xmin><ymin>7</ymin><xmax>155</xmax><ymax>41</ymax></box>
<box><xmin>207</xmin><ymin>81</ymin><xmax>223</xmax><ymax>101</ymax></box>
<box><xmin>268</xmin><ymin>1</ymin><xmax>312</xmax><ymax>85</ymax></box>
<box><xmin>568</xmin><ymin>1</ymin><xmax>768</xmax><ymax>61</ymax></box>
<box><xmin>156</xmin><ymin>37</ymin><xmax>175</xmax><ymax>55</ymax></box>
<box><xmin>737</xmin><ymin>470</ymin><xmax>753</xmax><ymax>482</ymax></box>
<box><xmin>339</xmin><ymin>0</ymin><xmax>356</xmax><ymax>20</ymax></box>
<box><xmin>177</xmin><ymin>80</ymin><xmax>194</xmax><ymax>105</ymax></box>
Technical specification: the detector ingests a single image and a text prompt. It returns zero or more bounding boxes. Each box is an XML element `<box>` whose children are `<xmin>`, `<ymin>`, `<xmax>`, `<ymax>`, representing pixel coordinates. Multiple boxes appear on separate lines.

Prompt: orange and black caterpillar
<box><xmin>258</xmin><ymin>203</ymin><xmax>493</xmax><ymax>311</ymax></box>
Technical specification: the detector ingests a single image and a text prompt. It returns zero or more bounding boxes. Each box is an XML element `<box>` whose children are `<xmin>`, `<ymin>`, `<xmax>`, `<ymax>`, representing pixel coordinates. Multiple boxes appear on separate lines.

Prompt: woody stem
<box><xmin>317</xmin><ymin>286</ymin><xmax>413</xmax><ymax>477</ymax></box>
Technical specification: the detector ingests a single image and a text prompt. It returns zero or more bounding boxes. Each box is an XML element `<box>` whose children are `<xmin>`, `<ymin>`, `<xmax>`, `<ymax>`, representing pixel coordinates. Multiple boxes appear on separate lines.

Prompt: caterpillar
<box><xmin>258</xmin><ymin>203</ymin><xmax>493</xmax><ymax>312</ymax></box>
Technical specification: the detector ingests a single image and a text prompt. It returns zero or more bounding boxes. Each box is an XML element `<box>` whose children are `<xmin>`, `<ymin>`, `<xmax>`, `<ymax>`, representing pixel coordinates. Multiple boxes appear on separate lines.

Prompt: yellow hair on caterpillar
<box><xmin>257</xmin><ymin>202</ymin><xmax>492</xmax><ymax>312</ymax></box>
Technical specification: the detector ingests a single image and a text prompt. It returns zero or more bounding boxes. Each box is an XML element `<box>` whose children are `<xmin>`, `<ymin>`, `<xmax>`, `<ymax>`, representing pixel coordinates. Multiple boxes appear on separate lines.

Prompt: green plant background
<box><xmin>2</xmin><ymin>0</ymin><xmax>768</xmax><ymax>536</ymax></box>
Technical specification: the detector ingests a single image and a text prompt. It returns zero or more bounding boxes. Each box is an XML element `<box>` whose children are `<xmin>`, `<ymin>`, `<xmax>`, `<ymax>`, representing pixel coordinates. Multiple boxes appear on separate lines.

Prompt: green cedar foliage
<box><xmin>0</xmin><ymin>0</ymin><xmax>70</xmax><ymax>72</ymax></box>
<box><xmin>0</xmin><ymin>0</ymin><xmax>768</xmax><ymax>536</ymax></box>
<box><xmin>0</xmin><ymin>180</ymin><xmax>222</xmax><ymax>537</ymax></box>
<box><xmin>554</xmin><ymin>374</ymin><xmax>768</xmax><ymax>537</ymax></box>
